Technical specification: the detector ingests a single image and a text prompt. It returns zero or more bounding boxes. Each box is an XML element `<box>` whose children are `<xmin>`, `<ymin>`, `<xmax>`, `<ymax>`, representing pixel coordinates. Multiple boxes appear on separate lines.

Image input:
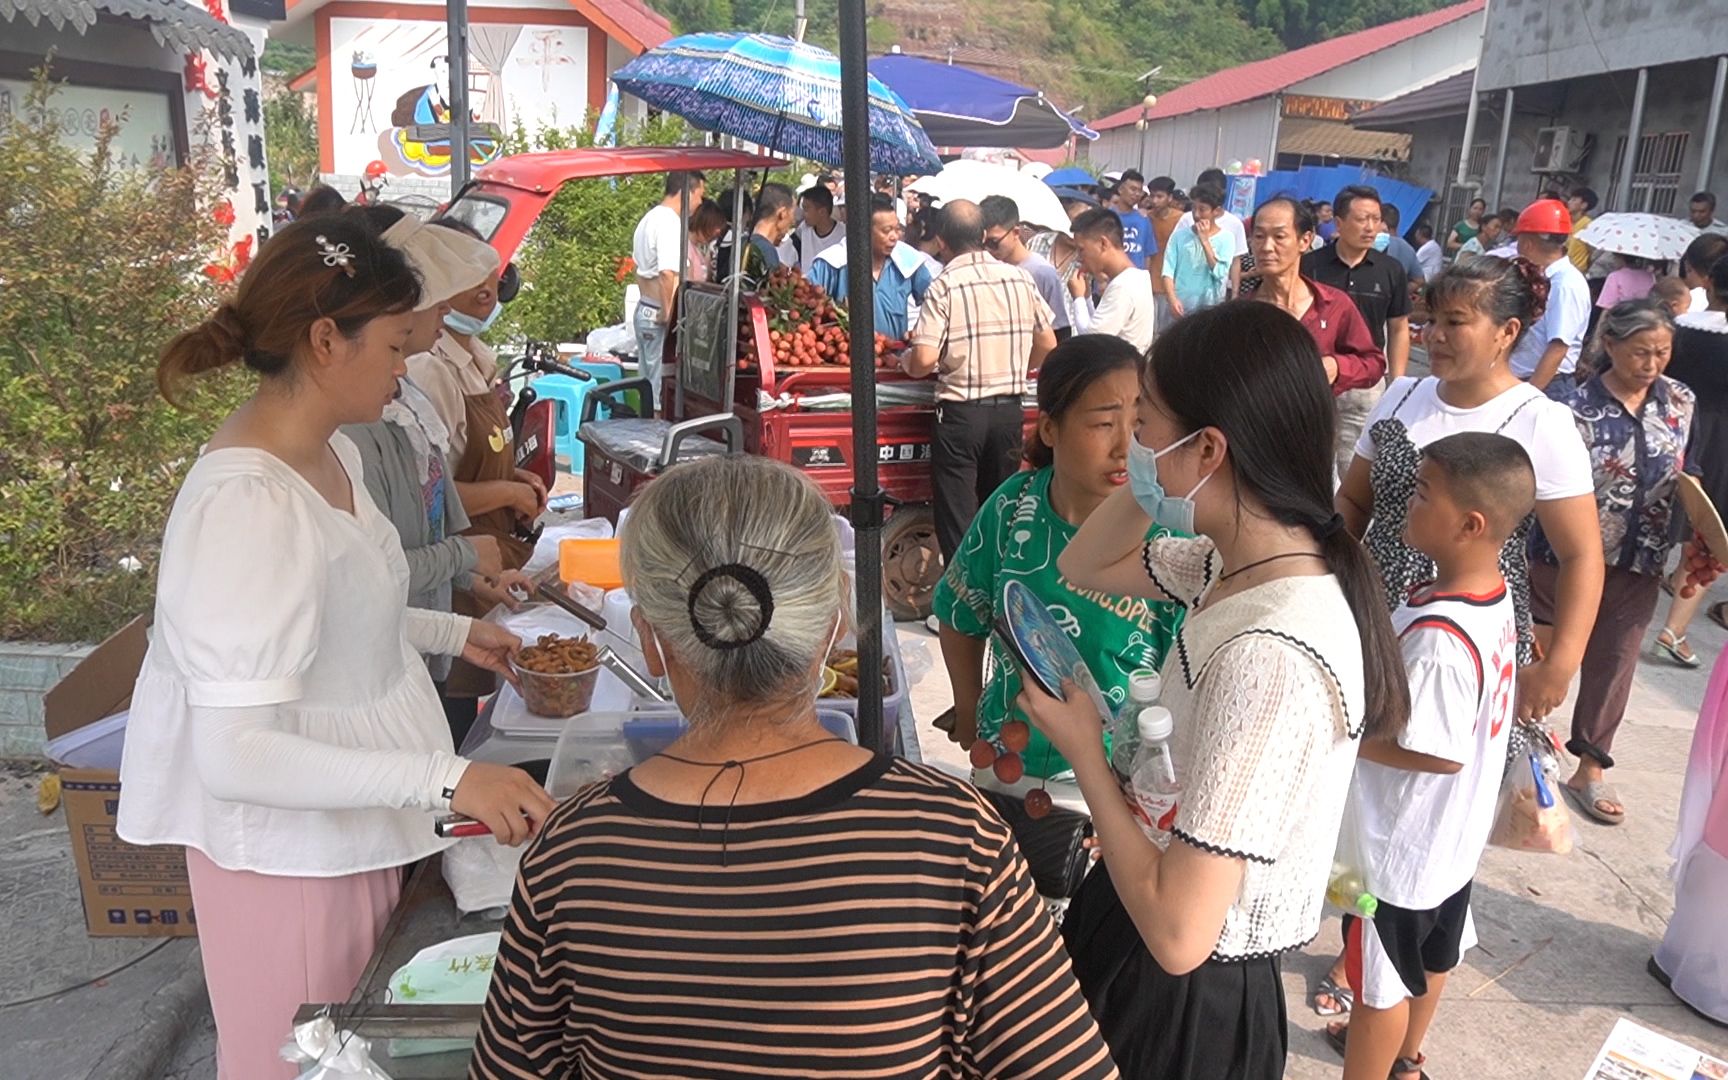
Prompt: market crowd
<box><xmin>116</xmin><ymin>164</ymin><xmax>1728</xmax><ymax>1080</ymax></box>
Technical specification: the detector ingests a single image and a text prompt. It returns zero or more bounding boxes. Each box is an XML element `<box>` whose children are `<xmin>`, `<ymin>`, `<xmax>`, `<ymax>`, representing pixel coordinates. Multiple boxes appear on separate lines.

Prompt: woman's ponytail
<box><xmin>157</xmin><ymin>303</ymin><xmax>249</xmax><ymax>405</ymax></box>
<box><xmin>1316</xmin><ymin>521</ymin><xmax>1410</xmax><ymax>739</ymax></box>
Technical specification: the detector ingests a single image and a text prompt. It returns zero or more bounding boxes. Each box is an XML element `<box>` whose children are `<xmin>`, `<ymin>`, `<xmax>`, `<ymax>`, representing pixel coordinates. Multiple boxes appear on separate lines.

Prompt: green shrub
<box><xmin>0</xmin><ymin>77</ymin><xmax>242</xmax><ymax>643</ymax></box>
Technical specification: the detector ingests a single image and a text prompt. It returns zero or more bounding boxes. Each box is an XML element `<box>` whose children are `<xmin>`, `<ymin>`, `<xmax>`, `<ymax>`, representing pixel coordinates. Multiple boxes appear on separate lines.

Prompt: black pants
<box><xmin>1063</xmin><ymin>863</ymin><xmax>1289</xmax><ymax>1079</ymax></box>
<box><xmin>932</xmin><ymin>395</ymin><xmax>1025</xmax><ymax>561</ymax></box>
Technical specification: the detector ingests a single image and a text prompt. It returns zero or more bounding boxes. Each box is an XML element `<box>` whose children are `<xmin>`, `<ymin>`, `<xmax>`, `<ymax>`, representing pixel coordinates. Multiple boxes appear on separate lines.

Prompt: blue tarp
<box><xmin>1248</xmin><ymin>164</ymin><xmax>1434</xmax><ymax>239</ymax></box>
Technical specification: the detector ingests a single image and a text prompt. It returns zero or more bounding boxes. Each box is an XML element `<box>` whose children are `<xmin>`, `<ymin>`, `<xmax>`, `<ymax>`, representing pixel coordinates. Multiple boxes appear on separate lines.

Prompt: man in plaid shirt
<box><xmin>905</xmin><ymin>200</ymin><xmax>1057</xmax><ymax>560</ymax></box>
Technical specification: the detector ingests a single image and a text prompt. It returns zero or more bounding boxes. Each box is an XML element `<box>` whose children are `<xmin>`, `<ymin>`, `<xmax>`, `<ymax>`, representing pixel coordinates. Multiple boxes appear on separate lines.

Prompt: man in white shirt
<box><xmin>793</xmin><ymin>183</ymin><xmax>845</xmax><ymax>270</ymax></box>
<box><xmin>1177</xmin><ymin>167</ymin><xmax>1248</xmax><ymax>294</ymax></box>
<box><xmin>980</xmin><ymin>194</ymin><xmax>1072</xmax><ymax>341</ymax></box>
<box><xmin>1413</xmin><ymin>223</ymin><xmax>1444</xmax><ymax>282</ymax></box>
<box><xmin>1688</xmin><ymin>191</ymin><xmax>1728</xmax><ymax>237</ymax></box>
<box><xmin>1068</xmin><ymin>207</ymin><xmax>1155</xmax><ymax>352</ymax></box>
<box><xmin>1508</xmin><ymin>199</ymin><xmax>1592</xmax><ymax>391</ymax></box>
<box><xmin>631</xmin><ymin>170</ymin><xmax>705</xmax><ymax>407</ymax></box>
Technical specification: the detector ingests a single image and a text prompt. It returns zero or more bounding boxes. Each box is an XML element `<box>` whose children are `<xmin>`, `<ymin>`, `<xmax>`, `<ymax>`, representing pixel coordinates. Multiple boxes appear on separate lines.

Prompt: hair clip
<box><xmin>315</xmin><ymin>234</ymin><xmax>356</xmax><ymax>276</ymax></box>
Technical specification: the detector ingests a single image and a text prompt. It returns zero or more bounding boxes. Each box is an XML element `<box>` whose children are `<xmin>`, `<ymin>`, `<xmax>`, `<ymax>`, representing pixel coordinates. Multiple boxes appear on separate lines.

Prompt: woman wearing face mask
<box><xmin>1020</xmin><ymin>301</ymin><xmax>1410</xmax><ymax>1079</ymax></box>
<box><xmin>119</xmin><ymin>218</ymin><xmax>555</xmax><ymax>1079</ymax></box>
<box><xmin>339</xmin><ymin>208</ymin><xmax>532</xmax><ymax>730</ymax></box>
<box><xmin>406</xmin><ymin>219</ymin><xmax>547</xmax><ymax>734</ymax></box>
<box><xmin>470</xmin><ymin>455</ymin><xmax>1118</xmax><ymax>1080</ymax></box>
<box><xmin>933</xmin><ymin>334</ymin><xmax>1184</xmax><ymax>791</ymax></box>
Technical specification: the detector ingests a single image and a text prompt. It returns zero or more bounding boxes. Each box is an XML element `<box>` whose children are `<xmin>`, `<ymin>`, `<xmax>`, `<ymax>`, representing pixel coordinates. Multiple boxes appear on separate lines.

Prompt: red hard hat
<box><xmin>364</xmin><ymin>159</ymin><xmax>389</xmax><ymax>180</ymax></box>
<box><xmin>1513</xmin><ymin>198</ymin><xmax>1572</xmax><ymax>236</ymax></box>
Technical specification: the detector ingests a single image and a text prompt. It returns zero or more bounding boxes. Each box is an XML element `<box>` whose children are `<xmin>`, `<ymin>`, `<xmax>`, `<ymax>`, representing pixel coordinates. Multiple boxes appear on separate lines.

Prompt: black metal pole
<box><xmin>838</xmin><ymin>0</ymin><xmax>885</xmax><ymax>755</ymax></box>
<box><xmin>447</xmin><ymin>0</ymin><xmax>471</xmax><ymax>198</ymax></box>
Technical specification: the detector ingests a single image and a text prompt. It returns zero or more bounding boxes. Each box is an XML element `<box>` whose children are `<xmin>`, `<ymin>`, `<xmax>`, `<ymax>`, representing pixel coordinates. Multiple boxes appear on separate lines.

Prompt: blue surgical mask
<box><xmin>1127</xmin><ymin>429</ymin><xmax>1210</xmax><ymax>534</ymax></box>
<box><xmin>1372</xmin><ymin>232</ymin><xmax>1391</xmax><ymax>252</ymax></box>
<box><xmin>444</xmin><ymin>301</ymin><xmax>502</xmax><ymax>336</ymax></box>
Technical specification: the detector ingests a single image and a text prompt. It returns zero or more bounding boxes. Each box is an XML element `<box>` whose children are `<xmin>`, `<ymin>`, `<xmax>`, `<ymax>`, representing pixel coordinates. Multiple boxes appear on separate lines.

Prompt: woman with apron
<box><xmin>1315</xmin><ymin>256</ymin><xmax>1604</xmax><ymax>1024</ymax></box>
<box><xmin>406</xmin><ymin>221</ymin><xmax>547</xmax><ymax>742</ymax></box>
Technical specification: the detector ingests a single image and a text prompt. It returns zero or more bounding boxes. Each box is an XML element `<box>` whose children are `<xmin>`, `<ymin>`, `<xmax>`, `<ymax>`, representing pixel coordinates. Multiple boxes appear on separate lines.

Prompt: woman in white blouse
<box><xmin>1020</xmin><ymin>300</ymin><xmax>1411</xmax><ymax>1080</ymax></box>
<box><xmin>120</xmin><ymin>216</ymin><xmax>555</xmax><ymax>1080</ymax></box>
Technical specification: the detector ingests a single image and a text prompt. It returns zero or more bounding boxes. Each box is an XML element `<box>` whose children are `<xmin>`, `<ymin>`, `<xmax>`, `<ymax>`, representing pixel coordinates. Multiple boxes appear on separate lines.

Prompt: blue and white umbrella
<box><xmin>611</xmin><ymin>32</ymin><xmax>941</xmax><ymax>177</ymax></box>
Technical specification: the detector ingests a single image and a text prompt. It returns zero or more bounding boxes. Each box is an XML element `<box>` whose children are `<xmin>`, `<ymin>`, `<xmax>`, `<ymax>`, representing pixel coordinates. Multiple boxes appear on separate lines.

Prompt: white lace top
<box><xmin>1140</xmin><ymin>535</ymin><xmax>1365</xmax><ymax>960</ymax></box>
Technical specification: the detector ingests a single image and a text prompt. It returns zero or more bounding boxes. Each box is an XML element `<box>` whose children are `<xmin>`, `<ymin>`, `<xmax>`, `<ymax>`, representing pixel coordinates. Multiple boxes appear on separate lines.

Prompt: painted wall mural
<box><xmin>328</xmin><ymin>17</ymin><xmax>590</xmax><ymax>178</ymax></box>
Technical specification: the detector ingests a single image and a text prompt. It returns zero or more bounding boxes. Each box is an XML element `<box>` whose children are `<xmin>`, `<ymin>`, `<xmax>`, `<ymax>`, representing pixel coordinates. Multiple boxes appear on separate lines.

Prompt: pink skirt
<box><xmin>185</xmin><ymin>849</ymin><xmax>402</xmax><ymax>1080</ymax></box>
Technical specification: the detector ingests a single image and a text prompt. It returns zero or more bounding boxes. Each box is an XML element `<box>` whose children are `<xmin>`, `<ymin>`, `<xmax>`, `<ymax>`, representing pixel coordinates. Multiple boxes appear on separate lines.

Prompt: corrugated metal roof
<box><xmin>0</xmin><ymin>0</ymin><xmax>255</xmax><ymax>61</ymax></box>
<box><xmin>1093</xmin><ymin>0</ymin><xmax>1484</xmax><ymax>131</ymax></box>
<box><xmin>1277</xmin><ymin>117</ymin><xmax>1410</xmax><ymax>162</ymax></box>
<box><xmin>1351</xmin><ymin>68</ymin><xmax>1475</xmax><ymax>128</ymax></box>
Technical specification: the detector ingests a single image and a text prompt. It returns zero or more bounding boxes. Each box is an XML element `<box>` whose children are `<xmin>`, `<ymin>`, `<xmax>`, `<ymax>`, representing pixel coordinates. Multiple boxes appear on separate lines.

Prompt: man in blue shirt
<box><xmin>1109</xmin><ymin>169</ymin><xmax>1155</xmax><ymax>271</ymax></box>
<box><xmin>807</xmin><ymin>194</ymin><xmax>934</xmax><ymax>341</ymax></box>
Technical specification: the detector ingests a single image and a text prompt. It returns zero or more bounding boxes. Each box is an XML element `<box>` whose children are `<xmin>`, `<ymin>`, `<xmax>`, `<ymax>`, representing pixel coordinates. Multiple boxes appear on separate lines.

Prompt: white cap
<box><xmin>1128</xmin><ymin>670</ymin><xmax>1162</xmax><ymax>703</ymax></box>
<box><xmin>381</xmin><ymin>215</ymin><xmax>501</xmax><ymax>311</ymax></box>
<box><xmin>1136</xmin><ymin>706</ymin><xmax>1173</xmax><ymax>743</ymax></box>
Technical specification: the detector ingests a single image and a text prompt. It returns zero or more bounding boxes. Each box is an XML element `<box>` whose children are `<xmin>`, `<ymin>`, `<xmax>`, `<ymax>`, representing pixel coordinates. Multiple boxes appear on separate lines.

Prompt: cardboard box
<box><xmin>43</xmin><ymin>618</ymin><xmax>195</xmax><ymax>938</ymax></box>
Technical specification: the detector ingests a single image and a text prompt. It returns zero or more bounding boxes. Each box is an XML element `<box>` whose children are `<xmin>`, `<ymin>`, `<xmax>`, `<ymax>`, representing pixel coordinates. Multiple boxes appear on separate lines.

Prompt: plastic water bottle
<box><xmin>1126</xmin><ymin>707</ymin><xmax>1180</xmax><ymax>835</ymax></box>
<box><xmin>1109</xmin><ymin>670</ymin><xmax>1162</xmax><ymax>780</ymax></box>
<box><xmin>1327</xmin><ymin>865</ymin><xmax>1379</xmax><ymax>918</ymax></box>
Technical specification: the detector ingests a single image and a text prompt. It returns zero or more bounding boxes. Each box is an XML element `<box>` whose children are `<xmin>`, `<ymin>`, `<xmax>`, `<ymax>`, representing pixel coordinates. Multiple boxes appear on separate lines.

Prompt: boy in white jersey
<box><xmin>1336</xmin><ymin>432</ymin><xmax>1535</xmax><ymax>1080</ymax></box>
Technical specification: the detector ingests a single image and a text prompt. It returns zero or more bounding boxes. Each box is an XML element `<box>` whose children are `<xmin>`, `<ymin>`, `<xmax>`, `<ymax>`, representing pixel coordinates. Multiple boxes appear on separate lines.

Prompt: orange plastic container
<box><xmin>559</xmin><ymin>537</ymin><xmax>624</xmax><ymax>589</ymax></box>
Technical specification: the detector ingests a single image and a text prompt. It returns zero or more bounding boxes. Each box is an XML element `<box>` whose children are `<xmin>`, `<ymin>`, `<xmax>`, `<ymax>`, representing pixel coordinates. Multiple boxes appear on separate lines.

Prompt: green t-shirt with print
<box><xmin>933</xmin><ymin>467</ymin><xmax>1185</xmax><ymax>778</ymax></box>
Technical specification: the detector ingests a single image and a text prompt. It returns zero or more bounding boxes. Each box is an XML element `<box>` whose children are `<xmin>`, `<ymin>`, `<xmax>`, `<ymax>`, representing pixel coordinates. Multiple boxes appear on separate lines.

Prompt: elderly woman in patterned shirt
<box><xmin>1529</xmin><ymin>299</ymin><xmax>1725</xmax><ymax>824</ymax></box>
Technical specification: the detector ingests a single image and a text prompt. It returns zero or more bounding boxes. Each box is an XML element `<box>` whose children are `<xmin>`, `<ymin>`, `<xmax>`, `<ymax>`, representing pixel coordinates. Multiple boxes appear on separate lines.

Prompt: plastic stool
<box><xmin>531</xmin><ymin>374</ymin><xmax>597</xmax><ymax>473</ymax></box>
<box><xmin>575</xmin><ymin>359</ymin><xmax>623</xmax><ymax>384</ymax></box>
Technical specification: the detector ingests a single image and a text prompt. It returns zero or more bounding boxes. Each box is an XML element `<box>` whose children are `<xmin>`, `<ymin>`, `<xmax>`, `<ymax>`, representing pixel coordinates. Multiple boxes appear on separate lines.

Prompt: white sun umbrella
<box><xmin>908</xmin><ymin>159</ymin><xmax>1071</xmax><ymax>233</ymax></box>
<box><xmin>1577</xmin><ymin>212</ymin><xmax>1700</xmax><ymax>261</ymax></box>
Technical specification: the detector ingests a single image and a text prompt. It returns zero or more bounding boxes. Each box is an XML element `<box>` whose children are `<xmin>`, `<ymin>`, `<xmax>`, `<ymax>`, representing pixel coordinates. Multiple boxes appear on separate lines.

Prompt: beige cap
<box><xmin>381</xmin><ymin>215</ymin><xmax>501</xmax><ymax>311</ymax></box>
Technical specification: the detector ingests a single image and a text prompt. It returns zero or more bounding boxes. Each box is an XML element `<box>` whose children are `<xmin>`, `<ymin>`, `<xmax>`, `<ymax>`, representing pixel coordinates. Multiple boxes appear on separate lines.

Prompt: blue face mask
<box><xmin>1372</xmin><ymin>232</ymin><xmax>1391</xmax><ymax>252</ymax></box>
<box><xmin>1127</xmin><ymin>429</ymin><xmax>1210</xmax><ymax>535</ymax></box>
<box><xmin>444</xmin><ymin>301</ymin><xmax>502</xmax><ymax>336</ymax></box>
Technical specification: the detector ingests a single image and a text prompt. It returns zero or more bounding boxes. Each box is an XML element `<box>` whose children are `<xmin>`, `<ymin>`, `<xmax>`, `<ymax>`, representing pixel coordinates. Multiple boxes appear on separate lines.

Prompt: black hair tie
<box><xmin>686</xmin><ymin>563</ymin><xmax>776</xmax><ymax>651</ymax></box>
<box><xmin>1315</xmin><ymin>512</ymin><xmax>1346</xmax><ymax>539</ymax></box>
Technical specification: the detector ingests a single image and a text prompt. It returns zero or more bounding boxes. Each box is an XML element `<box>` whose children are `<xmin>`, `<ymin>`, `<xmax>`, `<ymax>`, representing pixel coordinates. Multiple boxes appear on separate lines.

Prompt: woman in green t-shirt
<box><xmin>934</xmin><ymin>334</ymin><xmax>1185</xmax><ymax>783</ymax></box>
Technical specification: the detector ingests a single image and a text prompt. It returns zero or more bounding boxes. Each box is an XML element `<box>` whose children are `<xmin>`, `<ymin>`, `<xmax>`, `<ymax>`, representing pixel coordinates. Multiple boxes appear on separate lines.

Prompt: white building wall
<box><xmin>1090</xmin><ymin>100</ymin><xmax>1279</xmax><ymax>185</ymax></box>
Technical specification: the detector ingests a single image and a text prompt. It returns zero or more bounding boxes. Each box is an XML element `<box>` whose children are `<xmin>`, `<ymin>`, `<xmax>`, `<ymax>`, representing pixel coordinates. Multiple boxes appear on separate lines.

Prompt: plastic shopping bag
<box><xmin>1326</xmin><ymin>796</ymin><xmax>1379</xmax><ymax>918</ymax></box>
<box><xmin>1489</xmin><ymin>746</ymin><xmax>1576</xmax><ymax>854</ymax></box>
<box><xmin>281</xmin><ymin>1016</ymin><xmax>393</xmax><ymax>1080</ymax></box>
<box><xmin>383</xmin><ymin>932</ymin><xmax>504</xmax><ymax>1058</ymax></box>
<box><xmin>441</xmin><ymin>835</ymin><xmax>526</xmax><ymax>917</ymax></box>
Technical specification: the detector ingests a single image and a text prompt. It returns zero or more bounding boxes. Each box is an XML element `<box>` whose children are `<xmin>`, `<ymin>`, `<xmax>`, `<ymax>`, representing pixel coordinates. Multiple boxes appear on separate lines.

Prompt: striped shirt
<box><xmin>470</xmin><ymin>756</ymin><xmax>1117</xmax><ymax>1080</ymax></box>
<box><xmin>912</xmin><ymin>251</ymin><xmax>1054</xmax><ymax>403</ymax></box>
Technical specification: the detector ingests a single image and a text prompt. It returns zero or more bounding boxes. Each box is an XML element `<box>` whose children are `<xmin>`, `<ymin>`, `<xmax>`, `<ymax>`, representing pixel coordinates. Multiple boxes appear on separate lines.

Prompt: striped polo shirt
<box><xmin>469</xmin><ymin>756</ymin><xmax>1118</xmax><ymax>1080</ymax></box>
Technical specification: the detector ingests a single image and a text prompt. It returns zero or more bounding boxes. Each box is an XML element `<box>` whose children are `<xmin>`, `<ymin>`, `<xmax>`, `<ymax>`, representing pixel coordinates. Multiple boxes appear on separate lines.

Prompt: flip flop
<box><xmin>1563</xmin><ymin>778</ymin><xmax>1625</xmax><ymax>825</ymax></box>
<box><xmin>1656</xmin><ymin>628</ymin><xmax>1702</xmax><ymax>668</ymax></box>
<box><xmin>1312</xmin><ymin>973</ymin><xmax>1353</xmax><ymax>1017</ymax></box>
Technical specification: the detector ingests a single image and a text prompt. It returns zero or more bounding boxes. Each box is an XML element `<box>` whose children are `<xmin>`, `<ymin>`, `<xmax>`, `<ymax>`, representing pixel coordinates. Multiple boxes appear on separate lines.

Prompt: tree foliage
<box><xmin>1237</xmin><ymin>0</ymin><xmax>1452</xmax><ymax>49</ymax></box>
<box><xmin>0</xmin><ymin>77</ymin><xmax>244</xmax><ymax>642</ymax></box>
<box><xmin>264</xmin><ymin>89</ymin><xmax>320</xmax><ymax>194</ymax></box>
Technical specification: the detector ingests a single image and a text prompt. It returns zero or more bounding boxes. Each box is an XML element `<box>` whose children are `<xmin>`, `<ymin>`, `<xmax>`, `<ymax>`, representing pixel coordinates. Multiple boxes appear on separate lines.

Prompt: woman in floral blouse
<box><xmin>1529</xmin><ymin>299</ymin><xmax>1721</xmax><ymax>823</ymax></box>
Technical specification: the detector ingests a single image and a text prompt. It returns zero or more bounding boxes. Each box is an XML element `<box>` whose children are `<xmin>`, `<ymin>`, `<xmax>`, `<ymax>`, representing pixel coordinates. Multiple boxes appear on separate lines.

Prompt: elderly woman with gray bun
<box><xmin>470</xmin><ymin>455</ymin><xmax>1118</xmax><ymax>1080</ymax></box>
<box><xmin>1530</xmin><ymin>299</ymin><xmax>1724</xmax><ymax>824</ymax></box>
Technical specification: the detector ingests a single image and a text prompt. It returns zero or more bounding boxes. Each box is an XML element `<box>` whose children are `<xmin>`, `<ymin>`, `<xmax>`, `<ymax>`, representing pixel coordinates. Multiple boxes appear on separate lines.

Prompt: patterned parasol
<box><xmin>1576</xmin><ymin>212</ymin><xmax>1701</xmax><ymax>261</ymax></box>
<box><xmin>611</xmin><ymin>32</ymin><xmax>941</xmax><ymax>177</ymax></box>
